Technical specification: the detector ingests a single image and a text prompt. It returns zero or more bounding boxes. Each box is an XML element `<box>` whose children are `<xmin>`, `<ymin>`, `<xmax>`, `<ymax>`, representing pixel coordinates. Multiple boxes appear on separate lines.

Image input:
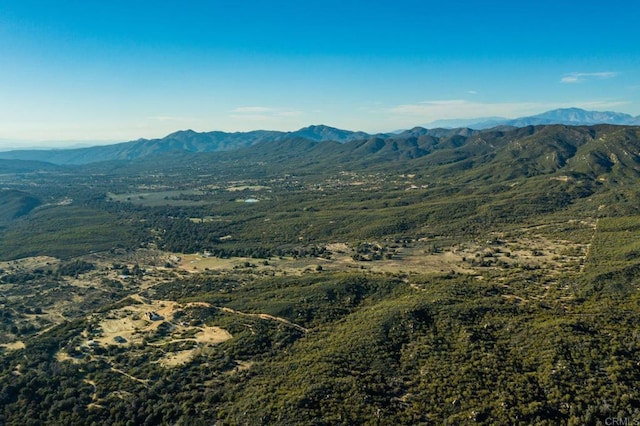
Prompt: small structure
<box><xmin>147</xmin><ymin>312</ymin><xmax>164</xmax><ymax>321</ymax></box>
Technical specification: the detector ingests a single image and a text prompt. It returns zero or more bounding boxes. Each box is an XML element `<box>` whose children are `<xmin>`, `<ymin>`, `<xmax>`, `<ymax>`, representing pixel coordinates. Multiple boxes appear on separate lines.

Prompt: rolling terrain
<box><xmin>1</xmin><ymin>124</ymin><xmax>640</xmax><ymax>425</ymax></box>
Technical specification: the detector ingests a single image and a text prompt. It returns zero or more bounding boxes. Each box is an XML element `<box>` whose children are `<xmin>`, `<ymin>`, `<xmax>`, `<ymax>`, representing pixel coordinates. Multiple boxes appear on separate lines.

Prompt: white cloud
<box><xmin>560</xmin><ymin>72</ymin><xmax>619</xmax><ymax>84</ymax></box>
<box><xmin>560</xmin><ymin>75</ymin><xmax>581</xmax><ymax>84</ymax></box>
<box><xmin>467</xmin><ymin>90</ymin><xmax>478</xmax><ymax>95</ymax></box>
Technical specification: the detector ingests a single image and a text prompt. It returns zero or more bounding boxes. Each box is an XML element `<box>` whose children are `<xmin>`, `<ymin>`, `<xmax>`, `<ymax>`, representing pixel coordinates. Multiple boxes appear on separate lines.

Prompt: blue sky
<box><xmin>0</xmin><ymin>0</ymin><xmax>639</xmax><ymax>146</ymax></box>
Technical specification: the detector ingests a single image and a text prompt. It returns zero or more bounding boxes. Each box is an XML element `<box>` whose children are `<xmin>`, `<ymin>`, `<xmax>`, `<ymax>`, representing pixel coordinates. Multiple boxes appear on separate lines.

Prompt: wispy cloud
<box><xmin>560</xmin><ymin>72</ymin><xmax>619</xmax><ymax>84</ymax></box>
<box><xmin>467</xmin><ymin>90</ymin><xmax>478</xmax><ymax>95</ymax></box>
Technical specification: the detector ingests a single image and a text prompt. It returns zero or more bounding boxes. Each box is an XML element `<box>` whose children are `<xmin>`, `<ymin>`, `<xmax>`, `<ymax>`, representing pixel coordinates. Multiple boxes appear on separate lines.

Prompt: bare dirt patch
<box><xmin>154</xmin><ymin>325</ymin><xmax>232</xmax><ymax>367</ymax></box>
<box><xmin>178</xmin><ymin>254</ymin><xmax>252</xmax><ymax>272</ymax></box>
<box><xmin>197</xmin><ymin>326</ymin><xmax>233</xmax><ymax>343</ymax></box>
<box><xmin>0</xmin><ymin>256</ymin><xmax>59</xmax><ymax>273</ymax></box>
<box><xmin>177</xmin><ymin>237</ymin><xmax>575</xmax><ymax>278</ymax></box>
<box><xmin>159</xmin><ymin>350</ymin><xmax>198</xmax><ymax>367</ymax></box>
<box><xmin>1</xmin><ymin>341</ymin><xmax>25</xmax><ymax>351</ymax></box>
<box><xmin>325</xmin><ymin>243</ymin><xmax>349</xmax><ymax>253</ymax></box>
<box><xmin>90</xmin><ymin>298</ymin><xmax>232</xmax><ymax>348</ymax></box>
<box><xmin>73</xmin><ymin>297</ymin><xmax>234</xmax><ymax>368</ymax></box>
<box><xmin>362</xmin><ymin>249</ymin><xmax>476</xmax><ymax>275</ymax></box>
<box><xmin>55</xmin><ymin>351</ymin><xmax>84</xmax><ymax>364</ymax></box>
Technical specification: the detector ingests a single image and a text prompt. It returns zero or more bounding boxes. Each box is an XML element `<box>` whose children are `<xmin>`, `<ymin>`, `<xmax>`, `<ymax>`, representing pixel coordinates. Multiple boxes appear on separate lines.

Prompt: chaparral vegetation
<box><xmin>1</xmin><ymin>124</ymin><xmax>640</xmax><ymax>425</ymax></box>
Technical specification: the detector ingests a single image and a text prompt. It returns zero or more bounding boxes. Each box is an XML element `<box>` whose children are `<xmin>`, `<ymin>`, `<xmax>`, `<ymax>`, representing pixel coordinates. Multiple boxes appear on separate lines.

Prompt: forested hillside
<box><xmin>1</xmin><ymin>124</ymin><xmax>640</xmax><ymax>425</ymax></box>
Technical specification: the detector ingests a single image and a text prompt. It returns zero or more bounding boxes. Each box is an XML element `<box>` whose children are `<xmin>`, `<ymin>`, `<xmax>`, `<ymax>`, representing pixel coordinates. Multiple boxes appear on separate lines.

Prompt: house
<box><xmin>147</xmin><ymin>312</ymin><xmax>163</xmax><ymax>321</ymax></box>
<box><xmin>113</xmin><ymin>336</ymin><xmax>127</xmax><ymax>344</ymax></box>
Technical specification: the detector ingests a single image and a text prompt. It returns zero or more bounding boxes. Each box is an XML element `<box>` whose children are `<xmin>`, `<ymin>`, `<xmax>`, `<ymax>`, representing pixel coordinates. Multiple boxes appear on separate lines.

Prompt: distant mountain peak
<box><xmin>288</xmin><ymin>125</ymin><xmax>375</xmax><ymax>142</ymax></box>
<box><xmin>299</xmin><ymin>124</ymin><xmax>336</xmax><ymax>131</ymax></box>
<box><xmin>425</xmin><ymin>107</ymin><xmax>640</xmax><ymax>130</ymax></box>
<box><xmin>165</xmin><ymin>129</ymin><xmax>196</xmax><ymax>137</ymax></box>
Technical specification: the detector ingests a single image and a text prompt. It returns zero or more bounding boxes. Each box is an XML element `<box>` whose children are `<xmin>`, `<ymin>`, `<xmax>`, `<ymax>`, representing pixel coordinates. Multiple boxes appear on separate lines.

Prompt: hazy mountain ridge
<box><xmin>0</xmin><ymin>158</ymin><xmax>60</xmax><ymax>172</ymax></box>
<box><xmin>0</xmin><ymin>125</ymin><xmax>381</xmax><ymax>165</ymax></box>
<box><xmin>4</xmin><ymin>124</ymin><xmax>640</xmax><ymax>183</ymax></box>
<box><xmin>1</xmin><ymin>108</ymin><xmax>639</xmax><ymax>165</ymax></box>
<box><xmin>429</xmin><ymin>107</ymin><xmax>640</xmax><ymax>129</ymax></box>
<box><xmin>0</xmin><ymin>125</ymin><xmax>459</xmax><ymax>165</ymax></box>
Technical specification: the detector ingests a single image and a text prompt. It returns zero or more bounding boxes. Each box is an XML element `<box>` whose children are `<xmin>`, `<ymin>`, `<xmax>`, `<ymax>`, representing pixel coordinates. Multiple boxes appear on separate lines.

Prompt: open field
<box><xmin>70</xmin><ymin>296</ymin><xmax>234</xmax><ymax>368</ymax></box>
<box><xmin>106</xmin><ymin>190</ymin><xmax>210</xmax><ymax>207</ymax></box>
<box><xmin>0</xmin><ymin>221</ymin><xmax>593</xmax><ymax>356</ymax></box>
<box><xmin>176</xmin><ymin>225</ymin><xmax>590</xmax><ymax>277</ymax></box>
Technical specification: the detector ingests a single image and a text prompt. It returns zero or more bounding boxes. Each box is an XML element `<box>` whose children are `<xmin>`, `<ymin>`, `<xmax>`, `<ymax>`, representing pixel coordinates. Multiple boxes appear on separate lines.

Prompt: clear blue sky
<box><xmin>1</xmin><ymin>0</ymin><xmax>639</xmax><ymax>146</ymax></box>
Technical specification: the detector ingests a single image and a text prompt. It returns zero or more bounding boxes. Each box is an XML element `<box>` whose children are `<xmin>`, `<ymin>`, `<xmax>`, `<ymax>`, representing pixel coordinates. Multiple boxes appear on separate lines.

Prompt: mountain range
<box><xmin>1</xmin><ymin>108</ymin><xmax>639</xmax><ymax>165</ymax></box>
<box><xmin>424</xmin><ymin>107</ymin><xmax>640</xmax><ymax>129</ymax></box>
<box><xmin>42</xmin><ymin>123</ymin><xmax>635</xmax><ymax>199</ymax></box>
<box><xmin>0</xmin><ymin>125</ymin><xmax>392</xmax><ymax>165</ymax></box>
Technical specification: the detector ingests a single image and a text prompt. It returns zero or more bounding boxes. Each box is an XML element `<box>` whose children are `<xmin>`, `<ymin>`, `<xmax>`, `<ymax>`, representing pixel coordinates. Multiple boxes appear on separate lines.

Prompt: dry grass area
<box><xmin>159</xmin><ymin>350</ymin><xmax>198</xmax><ymax>367</ymax></box>
<box><xmin>54</xmin><ymin>296</ymin><xmax>232</xmax><ymax>368</ymax></box>
<box><xmin>7</xmin><ymin>225</ymin><xmax>592</xmax><ymax>370</ymax></box>
<box><xmin>176</xmin><ymin>243</ymin><xmax>475</xmax><ymax>276</ymax></box>
<box><xmin>0</xmin><ymin>256</ymin><xmax>59</xmax><ymax>273</ymax></box>
<box><xmin>153</xmin><ymin>326</ymin><xmax>231</xmax><ymax>367</ymax></box>
<box><xmin>0</xmin><ymin>341</ymin><xmax>25</xmax><ymax>351</ymax></box>
<box><xmin>197</xmin><ymin>326</ymin><xmax>233</xmax><ymax>343</ymax></box>
<box><xmin>93</xmin><ymin>315</ymin><xmax>148</xmax><ymax>346</ymax></box>
<box><xmin>55</xmin><ymin>350</ymin><xmax>83</xmax><ymax>364</ymax></box>
<box><xmin>178</xmin><ymin>254</ymin><xmax>254</xmax><ymax>272</ymax></box>
<box><xmin>175</xmin><ymin>233</ymin><xmax>587</xmax><ymax>278</ymax></box>
<box><xmin>54</xmin><ymin>295</ymin><xmax>233</xmax><ymax>369</ymax></box>
<box><xmin>90</xmin><ymin>297</ymin><xmax>232</xmax><ymax>350</ymax></box>
<box><xmin>359</xmin><ymin>249</ymin><xmax>476</xmax><ymax>275</ymax></box>
<box><xmin>325</xmin><ymin>243</ymin><xmax>349</xmax><ymax>252</ymax></box>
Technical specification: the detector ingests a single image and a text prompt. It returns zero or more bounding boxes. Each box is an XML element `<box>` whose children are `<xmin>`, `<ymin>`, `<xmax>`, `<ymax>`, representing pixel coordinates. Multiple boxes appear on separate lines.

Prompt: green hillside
<box><xmin>0</xmin><ymin>189</ymin><xmax>41</xmax><ymax>225</ymax></box>
<box><xmin>2</xmin><ymin>124</ymin><xmax>640</xmax><ymax>425</ymax></box>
